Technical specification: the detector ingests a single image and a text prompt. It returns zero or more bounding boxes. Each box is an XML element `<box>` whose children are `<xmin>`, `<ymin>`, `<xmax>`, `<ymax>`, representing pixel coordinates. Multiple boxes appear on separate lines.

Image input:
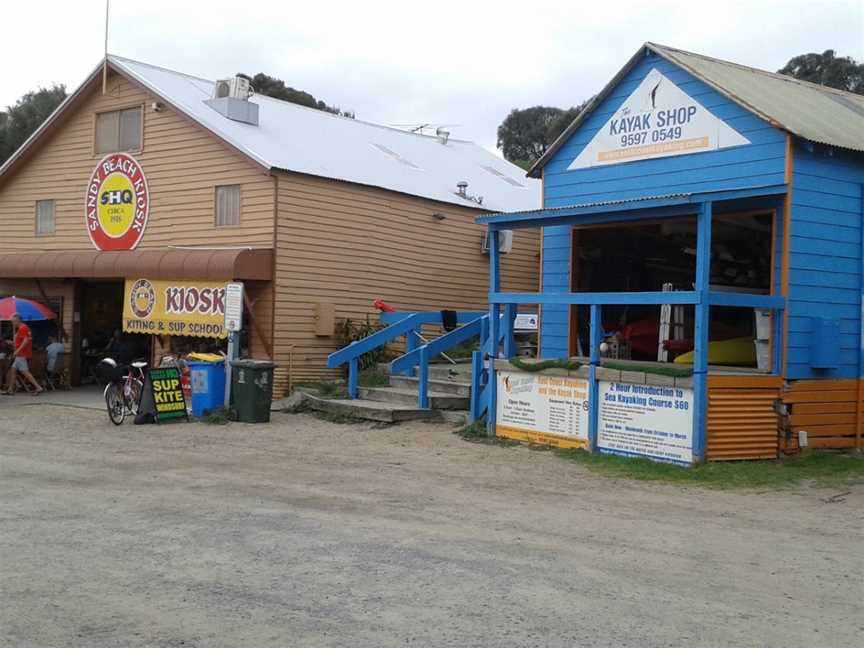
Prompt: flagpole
<box><xmin>102</xmin><ymin>0</ymin><xmax>110</xmax><ymax>94</ymax></box>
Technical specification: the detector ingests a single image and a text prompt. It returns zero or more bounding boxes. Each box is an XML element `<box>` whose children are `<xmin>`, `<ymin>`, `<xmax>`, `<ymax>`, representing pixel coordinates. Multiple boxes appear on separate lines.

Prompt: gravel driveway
<box><xmin>1</xmin><ymin>405</ymin><xmax>861</xmax><ymax>647</ymax></box>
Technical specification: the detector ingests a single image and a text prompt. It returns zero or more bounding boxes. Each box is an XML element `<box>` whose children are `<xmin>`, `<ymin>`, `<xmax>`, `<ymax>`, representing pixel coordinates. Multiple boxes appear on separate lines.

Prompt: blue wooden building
<box><xmin>476</xmin><ymin>43</ymin><xmax>864</xmax><ymax>462</ymax></box>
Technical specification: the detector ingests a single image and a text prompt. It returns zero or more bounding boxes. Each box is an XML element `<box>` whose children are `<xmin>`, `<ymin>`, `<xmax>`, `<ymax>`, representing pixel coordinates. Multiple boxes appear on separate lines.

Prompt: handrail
<box><xmin>379</xmin><ymin>311</ymin><xmax>486</xmax><ymax>327</ymax></box>
<box><xmin>327</xmin><ymin>312</ymin><xmax>427</xmax><ymax>369</ymax></box>
<box><xmin>390</xmin><ymin>316</ymin><xmax>485</xmax><ymax>375</ymax></box>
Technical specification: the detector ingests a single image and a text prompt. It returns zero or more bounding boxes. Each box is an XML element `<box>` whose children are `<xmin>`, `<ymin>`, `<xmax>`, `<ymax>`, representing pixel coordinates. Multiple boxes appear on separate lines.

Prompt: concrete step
<box><xmin>388</xmin><ymin>375</ymin><xmax>471</xmax><ymax>396</ymax></box>
<box><xmin>427</xmin><ymin>364</ymin><xmax>474</xmax><ymax>381</ymax></box>
<box><xmin>358</xmin><ymin>387</ymin><xmax>470</xmax><ymax>411</ymax></box>
<box><xmin>303</xmin><ymin>394</ymin><xmax>439</xmax><ymax>423</ymax></box>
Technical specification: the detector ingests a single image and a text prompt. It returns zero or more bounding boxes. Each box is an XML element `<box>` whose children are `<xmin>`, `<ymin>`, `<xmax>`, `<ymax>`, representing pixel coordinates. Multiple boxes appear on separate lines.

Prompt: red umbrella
<box><xmin>0</xmin><ymin>296</ymin><xmax>57</xmax><ymax>321</ymax></box>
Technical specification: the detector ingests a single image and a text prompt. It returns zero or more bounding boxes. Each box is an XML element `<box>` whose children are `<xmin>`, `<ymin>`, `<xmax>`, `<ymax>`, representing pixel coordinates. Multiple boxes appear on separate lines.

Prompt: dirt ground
<box><xmin>0</xmin><ymin>405</ymin><xmax>861</xmax><ymax>648</ymax></box>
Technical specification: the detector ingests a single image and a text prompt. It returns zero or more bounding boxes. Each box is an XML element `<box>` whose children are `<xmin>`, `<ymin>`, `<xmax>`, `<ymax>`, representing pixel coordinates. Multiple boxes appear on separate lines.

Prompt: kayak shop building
<box><xmin>0</xmin><ymin>56</ymin><xmax>539</xmax><ymax>394</ymax></box>
<box><xmin>476</xmin><ymin>43</ymin><xmax>864</xmax><ymax>462</ymax></box>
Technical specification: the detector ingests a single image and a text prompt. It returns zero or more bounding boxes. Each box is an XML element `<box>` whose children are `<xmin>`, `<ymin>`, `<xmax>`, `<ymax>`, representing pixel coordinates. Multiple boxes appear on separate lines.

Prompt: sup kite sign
<box><xmin>85</xmin><ymin>153</ymin><xmax>150</xmax><ymax>250</ymax></box>
<box><xmin>569</xmin><ymin>68</ymin><xmax>750</xmax><ymax>170</ymax></box>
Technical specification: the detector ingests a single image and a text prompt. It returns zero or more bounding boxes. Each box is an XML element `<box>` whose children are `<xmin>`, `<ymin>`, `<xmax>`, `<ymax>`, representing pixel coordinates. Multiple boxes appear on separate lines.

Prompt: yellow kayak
<box><xmin>673</xmin><ymin>337</ymin><xmax>755</xmax><ymax>365</ymax></box>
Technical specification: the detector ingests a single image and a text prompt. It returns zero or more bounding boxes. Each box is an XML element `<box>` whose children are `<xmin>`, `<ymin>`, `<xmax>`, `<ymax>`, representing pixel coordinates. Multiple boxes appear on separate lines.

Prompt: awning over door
<box><xmin>0</xmin><ymin>248</ymin><xmax>273</xmax><ymax>281</ymax></box>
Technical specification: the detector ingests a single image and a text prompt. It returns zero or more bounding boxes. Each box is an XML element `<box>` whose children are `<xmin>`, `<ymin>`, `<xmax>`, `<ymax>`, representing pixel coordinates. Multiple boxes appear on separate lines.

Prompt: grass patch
<box><xmin>293</xmin><ymin>381</ymin><xmax>348</xmax><ymax>399</ymax></box>
<box><xmin>358</xmin><ymin>369</ymin><xmax>390</xmax><ymax>387</ymax></box>
<box><xmin>553</xmin><ymin>448</ymin><xmax>864</xmax><ymax>489</ymax></box>
<box><xmin>508</xmin><ymin>357</ymin><xmax>582</xmax><ymax>372</ymax></box>
<box><xmin>454</xmin><ymin>421</ymin><xmax>520</xmax><ymax>446</ymax></box>
<box><xmin>201</xmin><ymin>407</ymin><xmax>231</xmax><ymax>425</ymax></box>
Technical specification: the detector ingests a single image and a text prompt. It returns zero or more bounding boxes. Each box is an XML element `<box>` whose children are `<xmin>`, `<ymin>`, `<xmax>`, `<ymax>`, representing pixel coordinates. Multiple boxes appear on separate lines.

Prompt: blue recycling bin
<box><xmin>188</xmin><ymin>360</ymin><xmax>226</xmax><ymax>417</ymax></box>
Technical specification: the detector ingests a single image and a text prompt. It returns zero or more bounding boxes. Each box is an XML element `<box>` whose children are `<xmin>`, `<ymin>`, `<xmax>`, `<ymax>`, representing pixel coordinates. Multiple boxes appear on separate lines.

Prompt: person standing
<box><xmin>2</xmin><ymin>313</ymin><xmax>43</xmax><ymax>395</ymax></box>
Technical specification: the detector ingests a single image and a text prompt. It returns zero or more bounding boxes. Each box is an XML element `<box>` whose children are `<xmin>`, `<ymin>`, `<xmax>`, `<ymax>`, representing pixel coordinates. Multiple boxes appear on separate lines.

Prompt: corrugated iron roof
<box><xmin>0</xmin><ymin>56</ymin><xmax>539</xmax><ymax>213</ymax></box>
<box><xmin>654</xmin><ymin>43</ymin><xmax>864</xmax><ymax>153</ymax></box>
<box><xmin>477</xmin><ymin>192</ymin><xmax>692</xmax><ymax>221</ymax></box>
<box><xmin>529</xmin><ymin>42</ymin><xmax>864</xmax><ymax>177</ymax></box>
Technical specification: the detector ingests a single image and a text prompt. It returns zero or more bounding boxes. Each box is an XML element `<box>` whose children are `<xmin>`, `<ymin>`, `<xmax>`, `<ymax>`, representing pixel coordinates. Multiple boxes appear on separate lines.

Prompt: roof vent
<box><xmin>205</xmin><ymin>74</ymin><xmax>258</xmax><ymax>125</ymax></box>
<box><xmin>436</xmin><ymin>126</ymin><xmax>450</xmax><ymax>145</ymax></box>
<box><xmin>455</xmin><ymin>181</ymin><xmax>483</xmax><ymax>205</ymax></box>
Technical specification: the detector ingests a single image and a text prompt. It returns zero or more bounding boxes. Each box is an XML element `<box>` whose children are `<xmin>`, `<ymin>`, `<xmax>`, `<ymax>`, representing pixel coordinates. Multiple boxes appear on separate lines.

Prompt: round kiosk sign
<box><xmin>85</xmin><ymin>153</ymin><xmax>149</xmax><ymax>250</ymax></box>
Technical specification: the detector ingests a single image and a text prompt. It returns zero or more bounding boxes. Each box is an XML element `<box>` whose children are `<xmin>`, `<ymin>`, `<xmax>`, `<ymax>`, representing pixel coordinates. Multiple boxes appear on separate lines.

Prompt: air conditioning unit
<box><xmin>482</xmin><ymin>230</ymin><xmax>514</xmax><ymax>254</ymax></box>
<box><xmin>213</xmin><ymin>75</ymin><xmax>252</xmax><ymax>100</ymax></box>
<box><xmin>213</xmin><ymin>80</ymin><xmax>231</xmax><ymax>99</ymax></box>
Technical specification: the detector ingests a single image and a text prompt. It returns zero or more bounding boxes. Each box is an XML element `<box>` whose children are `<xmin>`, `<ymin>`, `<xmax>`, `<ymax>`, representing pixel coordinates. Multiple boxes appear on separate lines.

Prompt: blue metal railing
<box><xmin>326</xmin><ymin>310</ymin><xmax>490</xmax><ymax>407</ymax></box>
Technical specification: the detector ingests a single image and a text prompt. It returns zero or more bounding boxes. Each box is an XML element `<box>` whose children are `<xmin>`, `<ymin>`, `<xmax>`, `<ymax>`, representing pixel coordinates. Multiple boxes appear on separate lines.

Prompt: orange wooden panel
<box><xmin>809</xmin><ymin>437</ymin><xmax>857</xmax><ymax>449</ymax></box>
<box><xmin>708</xmin><ymin>375</ymin><xmax>783</xmax><ymax>389</ymax></box>
<box><xmin>790</xmin><ymin>412</ymin><xmax>857</xmax><ymax>426</ymax></box>
<box><xmin>792</xmin><ymin>402</ymin><xmax>857</xmax><ymax>415</ymax></box>
<box><xmin>785</xmin><ymin>379</ymin><xmax>857</xmax><ymax>392</ymax></box>
<box><xmin>783</xmin><ymin>390</ymin><xmax>858</xmax><ymax>404</ymax></box>
<box><xmin>791</xmin><ymin>424</ymin><xmax>857</xmax><ymax>437</ymax></box>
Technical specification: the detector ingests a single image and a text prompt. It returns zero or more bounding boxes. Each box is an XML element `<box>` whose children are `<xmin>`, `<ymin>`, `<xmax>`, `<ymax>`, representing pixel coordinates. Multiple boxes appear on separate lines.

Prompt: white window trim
<box><xmin>35</xmin><ymin>199</ymin><xmax>56</xmax><ymax>237</ymax></box>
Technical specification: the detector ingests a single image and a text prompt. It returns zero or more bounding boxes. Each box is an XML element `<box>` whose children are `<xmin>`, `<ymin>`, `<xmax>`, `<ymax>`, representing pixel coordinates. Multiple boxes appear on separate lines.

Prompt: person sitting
<box><xmin>45</xmin><ymin>334</ymin><xmax>66</xmax><ymax>387</ymax></box>
<box><xmin>2</xmin><ymin>313</ymin><xmax>44</xmax><ymax>395</ymax></box>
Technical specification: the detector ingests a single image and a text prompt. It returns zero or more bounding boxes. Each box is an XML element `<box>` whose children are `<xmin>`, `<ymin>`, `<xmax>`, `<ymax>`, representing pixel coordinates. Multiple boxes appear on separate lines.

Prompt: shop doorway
<box><xmin>79</xmin><ymin>280</ymin><xmax>150</xmax><ymax>383</ymax></box>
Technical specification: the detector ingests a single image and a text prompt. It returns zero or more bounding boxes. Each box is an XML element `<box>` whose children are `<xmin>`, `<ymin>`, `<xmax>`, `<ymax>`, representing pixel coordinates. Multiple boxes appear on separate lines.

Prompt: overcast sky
<box><xmin>2</xmin><ymin>0</ymin><xmax>862</xmax><ymax>153</ymax></box>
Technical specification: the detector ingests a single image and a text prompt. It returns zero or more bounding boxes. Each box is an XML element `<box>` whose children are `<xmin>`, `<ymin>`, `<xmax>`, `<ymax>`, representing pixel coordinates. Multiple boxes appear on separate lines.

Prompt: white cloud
<box><xmin>1</xmin><ymin>0</ymin><xmax>862</xmax><ymax>151</ymax></box>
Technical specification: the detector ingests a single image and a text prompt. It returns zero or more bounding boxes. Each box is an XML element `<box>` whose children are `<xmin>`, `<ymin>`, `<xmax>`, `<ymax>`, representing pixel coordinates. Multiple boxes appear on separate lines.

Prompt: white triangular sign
<box><xmin>568</xmin><ymin>68</ymin><xmax>750</xmax><ymax>170</ymax></box>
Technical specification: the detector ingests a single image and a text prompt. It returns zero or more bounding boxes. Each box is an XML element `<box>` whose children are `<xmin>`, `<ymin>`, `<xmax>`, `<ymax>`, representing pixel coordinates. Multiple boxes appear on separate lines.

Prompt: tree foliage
<box><xmin>249</xmin><ymin>73</ymin><xmax>353</xmax><ymax>117</ymax></box>
<box><xmin>497</xmin><ymin>101</ymin><xmax>589</xmax><ymax>169</ymax></box>
<box><xmin>0</xmin><ymin>84</ymin><xmax>67</xmax><ymax>165</ymax></box>
<box><xmin>778</xmin><ymin>50</ymin><xmax>863</xmax><ymax>94</ymax></box>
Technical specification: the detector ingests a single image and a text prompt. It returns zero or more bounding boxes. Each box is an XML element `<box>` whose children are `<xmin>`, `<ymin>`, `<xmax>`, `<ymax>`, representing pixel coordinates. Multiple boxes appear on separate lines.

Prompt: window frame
<box><xmin>93</xmin><ymin>104</ymin><xmax>144</xmax><ymax>156</ymax></box>
<box><xmin>214</xmin><ymin>184</ymin><xmax>242</xmax><ymax>228</ymax></box>
<box><xmin>35</xmin><ymin>199</ymin><xmax>56</xmax><ymax>237</ymax></box>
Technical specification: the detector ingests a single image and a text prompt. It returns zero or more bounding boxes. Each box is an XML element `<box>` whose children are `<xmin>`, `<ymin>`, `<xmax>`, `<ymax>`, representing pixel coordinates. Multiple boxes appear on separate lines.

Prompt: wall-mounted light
<box><xmin>432</xmin><ymin>212</ymin><xmax>447</xmax><ymax>221</ymax></box>
<box><xmin>151</xmin><ymin>101</ymin><xmax>163</xmax><ymax>112</ymax></box>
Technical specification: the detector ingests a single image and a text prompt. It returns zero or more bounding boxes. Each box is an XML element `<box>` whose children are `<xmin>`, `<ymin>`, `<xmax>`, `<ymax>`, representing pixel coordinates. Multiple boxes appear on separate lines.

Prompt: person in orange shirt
<box><xmin>2</xmin><ymin>313</ymin><xmax>43</xmax><ymax>395</ymax></box>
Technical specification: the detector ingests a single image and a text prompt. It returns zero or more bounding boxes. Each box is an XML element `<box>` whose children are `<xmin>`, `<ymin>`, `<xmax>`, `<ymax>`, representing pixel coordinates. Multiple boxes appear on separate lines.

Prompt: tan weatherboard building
<box><xmin>0</xmin><ymin>57</ymin><xmax>540</xmax><ymax>394</ymax></box>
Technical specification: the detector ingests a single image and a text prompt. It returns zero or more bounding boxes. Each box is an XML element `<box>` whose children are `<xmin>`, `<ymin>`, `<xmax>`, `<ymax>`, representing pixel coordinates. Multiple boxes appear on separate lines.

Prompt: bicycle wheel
<box><xmin>127</xmin><ymin>378</ymin><xmax>144</xmax><ymax>415</ymax></box>
<box><xmin>105</xmin><ymin>383</ymin><xmax>126</xmax><ymax>425</ymax></box>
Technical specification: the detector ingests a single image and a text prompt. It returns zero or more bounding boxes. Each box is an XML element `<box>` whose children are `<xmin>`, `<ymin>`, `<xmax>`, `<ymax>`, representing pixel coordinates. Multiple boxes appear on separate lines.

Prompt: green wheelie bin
<box><xmin>230</xmin><ymin>359</ymin><xmax>276</xmax><ymax>423</ymax></box>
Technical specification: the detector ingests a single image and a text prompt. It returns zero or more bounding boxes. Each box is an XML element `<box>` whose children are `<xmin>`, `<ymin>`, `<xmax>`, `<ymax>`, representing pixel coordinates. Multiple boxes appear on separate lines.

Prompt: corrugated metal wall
<box><xmin>706</xmin><ymin>376</ymin><xmax>781</xmax><ymax>460</ymax></box>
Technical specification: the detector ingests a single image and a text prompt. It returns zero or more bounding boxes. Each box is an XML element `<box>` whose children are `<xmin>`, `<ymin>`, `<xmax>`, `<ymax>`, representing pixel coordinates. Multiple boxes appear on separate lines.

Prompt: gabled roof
<box><xmin>1</xmin><ymin>56</ymin><xmax>539</xmax><ymax>212</ymax></box>
<box><xmin>529</xmin><ymin>42</ymin><xmax>864</xmax><ymax>177</ymax></box>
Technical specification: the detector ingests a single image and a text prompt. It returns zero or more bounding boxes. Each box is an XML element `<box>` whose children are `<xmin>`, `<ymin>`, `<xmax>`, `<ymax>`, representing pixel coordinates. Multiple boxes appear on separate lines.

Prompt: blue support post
<box><xmin>348</xmin><ymin>357</ymin><xmax>359</xmax><ymax>399</ymax></box>
<box><xmin>405</xmin><ymin>329</ymin><xmax>420</xmax><ymax>377</ymax></box>
<box><xmin>692</xmin><ymin>201</ymin><xmax>713</xmax><ymax>464</ymax></box>
<box><xmin>503</xmin><ymin>303</ymin><xmax>517</xmax><ymax>358</ymax></box>
<box><xmin>470</xmin><ymin>350</ymin><xmax>483</xmax><ymax>421</ymax></box>
<box><xmin>588</xmin><ymin>304</ymin><xmax>602</xmax><ymax>452</ymax></box>
<box><xmin>488</xmin><ymin>230</ymin><xmax>501</xmax><ymax>433</ymax></box>
<box><xmin>418</xmin><ymin>346</ymin><xmax>429</xmax><ymax>408</ymax></box>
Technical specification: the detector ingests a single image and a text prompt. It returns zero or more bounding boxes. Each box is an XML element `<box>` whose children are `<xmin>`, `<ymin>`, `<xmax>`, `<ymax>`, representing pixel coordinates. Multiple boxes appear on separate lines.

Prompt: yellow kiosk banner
<box><xmin>123</xmin><ymin>278</ymin><xmax>228</xmax><ymax>339</ymax></box>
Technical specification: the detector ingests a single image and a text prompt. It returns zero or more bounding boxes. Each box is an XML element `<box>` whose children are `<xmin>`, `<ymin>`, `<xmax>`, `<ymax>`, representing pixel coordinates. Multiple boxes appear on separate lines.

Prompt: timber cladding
<box><xmin>0</xmin><ymin>69</ymin><xmax>275</xmax><ymax>252</ymax></box>
<box><xmin>272</xmin><ymin>171</ymin><xmax>540</xmax><ymax>389</ymax></box>
<box><xmin>780</xmin><ymin>379</ymin><xmax>863</xmax><ymax>451</ymax></box>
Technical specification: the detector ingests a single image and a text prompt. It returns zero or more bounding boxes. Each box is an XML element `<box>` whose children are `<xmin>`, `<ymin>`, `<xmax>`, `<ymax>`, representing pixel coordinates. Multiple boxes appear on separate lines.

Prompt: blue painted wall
<box><xmin>540</xmin><ymin>47</ymin><xmax>788</xmax><ymax>358</ymax></box>
<box><xmin>787</xmin><ymin>143</ymin><xmax>864</xmax><ymax>379</ymax></box>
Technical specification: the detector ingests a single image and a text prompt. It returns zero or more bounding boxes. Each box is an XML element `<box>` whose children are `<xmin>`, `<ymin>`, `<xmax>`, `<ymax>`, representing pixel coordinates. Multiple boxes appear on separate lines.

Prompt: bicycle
<box><xmin>101</xmin><ymin>358</ymin><xmax>148</xmax><ymax>425</ymax></box>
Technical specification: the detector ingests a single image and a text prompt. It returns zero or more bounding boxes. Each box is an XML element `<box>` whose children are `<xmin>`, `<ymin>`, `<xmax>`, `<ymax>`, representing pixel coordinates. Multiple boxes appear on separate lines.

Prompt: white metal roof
<box><xmin>109</xmin><ymin>56</ymin><xmax>539</xmax><ymax>212</ymax></box>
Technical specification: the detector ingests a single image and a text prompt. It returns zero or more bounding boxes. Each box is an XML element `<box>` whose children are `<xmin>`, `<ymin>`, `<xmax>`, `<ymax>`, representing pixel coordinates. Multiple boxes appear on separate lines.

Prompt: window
<box><xmin>215</xmin><ymin>185</ymin><xmax>241</xmax><ymax>227</ymax></box>
<box><xmin>35</xmin><ymin>200</ymin><xmax>55</xmax><ymax>236</ymax></box>
<box><xmin>95</xmin><ymin>107</ymin><xmax>142</xmax><ymax>153</ymax></box>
